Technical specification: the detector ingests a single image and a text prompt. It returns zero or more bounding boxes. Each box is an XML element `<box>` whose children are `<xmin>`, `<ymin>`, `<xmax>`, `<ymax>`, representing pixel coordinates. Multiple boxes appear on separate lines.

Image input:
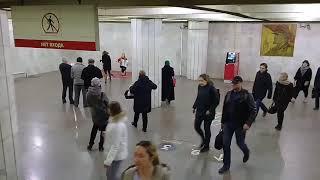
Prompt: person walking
<box><xmin>314</xmin><ymin>67</ymin><xmax>320</xmax><ymax>110</ymax></box>
<box><xmin>117</xmin><ymin>53</ymin><xmax>128</xmax><ymax>76</ymax></box>
<box><xmin>161</xmin><ymin>60</ymin><xmax>175</xmax><ymax>104</ymax></box>
<box><xmin>121</xmin><ymin>141</ymin><xmax>171</xmax><ymax>180</ymax></box>
<box><xmin>252</xmin><ymin>63</ymin><xmax>273</xmax><ymax>117</ymax></box>
<box><xmin>293</xmin><ymin>60</ymin><xmax>312</xmax><ymax>103</ymax></box>
<box><xmin>219</xmin><ymin>76</ymin><xmax>257</xmax><ymax>174</ymax></box>
<box><xmin>130</xmin><ymin>70</ymin><xmax>157</xmax><ymax>132</ymax></box>
<box><xmin>59</xmin><ymin>57</ymin><xmax>74</xmax><ymax>104</ymax></box>
<box><xmin>273</xmin><ymin>73</ymin><xmax>295</xmax><ymax>130</ymax></box>
<box><xmin>104</xmin><ymin>101</ymin><xmax>128</xmax><ymax>180</ymax></box>
<box><xmin>101</xmin><ymin>51</ymin><xmax>112</xmax><ymax>83</ymax></box>
<box><xmin>71</xmin><ymin>57</ymin><xmax>86</xmax><ymax>107</ymax></box>
<box><xmin>81</xmin><ymin>59</ymin><xmax>103</xmax><ymax>90</ymax></box>
<box><xmin>192</xmin><ymin>74</ymin><xmax>220</xmax><ymax>153</ymax></box>
<box><xmin>86</xmin><ymin>78</ymin><xmax>109</xmax><ymax>151</ymax></box>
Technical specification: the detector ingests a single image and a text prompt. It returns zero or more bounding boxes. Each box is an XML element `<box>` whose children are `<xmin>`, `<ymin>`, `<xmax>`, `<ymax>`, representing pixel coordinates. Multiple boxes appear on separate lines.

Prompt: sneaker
<box><xmin>243</xmin><ymin>150</ymin><xmax>250</xmax><ymax>163</ymax></box>
<box><xmin>142</xmin><ymin>129</ymin><xmax>147</xmax><ymax>133</ymax></box>
<box><xmin>275</xmin><ymin>125</ymin><xmax>282</xmax><ymax>131</ymax></box>
<box><xmin>218</xmin><ymin>166</ymin><xmax>230</xmax><ymax>174</ymax></box>
<box><xmin>87</xmin><ymin>145</ymin><xmax>93</xmax><ymax>151</ymax></box>
<box><xmin>262</xmin><ymin>111</ymin><xmax>267</xmax><ymax>117</ymax></box>
<box><xmin>200</xmin><ymin>146</ymin><xmax>210</xmax><ymax>153</ymax></box>
<box><xmin>62</xmin><ymin>99</ymin><xmax>67</xmax><ymax>104</ymax></box>
<box><xmin>99</xmin><ymin>146</ymin><xmax>104</xmax><ymax>152</ymax></box>
<box><xmin>131</xmin><ymin>122</ymin><xmax>137</xmax><ymax>128</ymax></box>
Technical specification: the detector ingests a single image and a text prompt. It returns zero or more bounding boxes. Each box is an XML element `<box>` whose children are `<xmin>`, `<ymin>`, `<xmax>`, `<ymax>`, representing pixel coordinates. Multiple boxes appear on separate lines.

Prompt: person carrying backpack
<box><xmin>86</xmin><ymin>77</ymin><xmax>109</xmax><ymax>151</ymax></box>
<box><xmin>192</xmin><ymin>74</ymin><xmax>220</xmax><ymax>153</ymax></box>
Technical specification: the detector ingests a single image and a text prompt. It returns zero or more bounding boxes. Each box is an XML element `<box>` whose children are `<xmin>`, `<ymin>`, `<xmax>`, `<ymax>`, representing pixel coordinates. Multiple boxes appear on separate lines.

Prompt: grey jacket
<box><xmin>122</xmin><ymin>164</ymin><xmax>170</xmax><ymax>180</ymax></box>
<box><xmin>71</xmin><ymin>63</ymin><xmax>85</xmax><ymax>85</ymax></box>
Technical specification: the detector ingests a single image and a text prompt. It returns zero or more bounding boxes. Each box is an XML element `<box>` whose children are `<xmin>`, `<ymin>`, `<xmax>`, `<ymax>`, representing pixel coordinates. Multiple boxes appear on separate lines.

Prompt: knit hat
<box><xmin>91</xmin><ymin>77</ymin><xmax>101</xmax><ymax>87</ymax></box>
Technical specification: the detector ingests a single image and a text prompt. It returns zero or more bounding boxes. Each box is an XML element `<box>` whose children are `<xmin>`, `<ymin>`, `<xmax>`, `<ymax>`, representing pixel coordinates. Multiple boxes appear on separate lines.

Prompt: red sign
<box><xmin>14</xmin><ymin>39</ymin><xmax>97</xmax><ymax>51</ymax></box>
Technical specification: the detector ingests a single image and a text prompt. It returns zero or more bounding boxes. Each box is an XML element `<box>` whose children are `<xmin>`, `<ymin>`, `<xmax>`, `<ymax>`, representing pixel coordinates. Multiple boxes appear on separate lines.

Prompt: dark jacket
<box><xmin>81</xmin><ymin>65</ymin><xmax>103</xmax><ymax>89</ymax></box>
<box><xmin>161</xmin><ymin>65</ymin><xmax>175</xmax><ymax>101</ymax></box>
<box><xmin>101</xmin><ymin>54</ymin><xmax>111</xmax><ymax>70</ymax></box>
<box><xmin>273</xmin><ymin>82</ymin><xmax>294</xmax><ymax>111</ymax></box>
<box><xmin>59</xmin><ymin>63</ymin><xmax>72</xmax><ymax>84</ymax></box>
<box><xmin>193</xmin><ymin>84</ymin><xmax>220</xmax><ymax>120</ymax></box>
<box><xmin>252</xmin><ymin>71</ymin><xmax>273</xmax><ymax>100</ymax></box>
<box><xmin>314</xmin><ymin>67</ymin><xmax>320</xmax><ymax>90</ymax></box>
<box><xmin>130</xmin><ymin>75</ymin><xmax>157</xmax><ymax>113</ymax></box>
<box><xmin>221</xmin><ymin>89</ymin><xmax>257</xmax><ymax>127</ymax></box>
<box><xmin>294</xmin><ymin>68</ymin><xmax>312</xmax><ymax>88</ymax></box>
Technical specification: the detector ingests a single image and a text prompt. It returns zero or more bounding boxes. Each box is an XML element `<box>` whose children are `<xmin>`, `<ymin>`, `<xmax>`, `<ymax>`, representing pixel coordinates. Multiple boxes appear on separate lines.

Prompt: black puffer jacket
<box><xmin>81</xmin><ymin>65</ymin><xmax>103</xmax><ymax>89</ymax></box>
<box><xmin>273</xmin><ymin>82</ymin><xmax>294</xmax><ymax>111</ymax></box>
<box><xmin>252</xmin><ymin>71</ymin><xmax>273</xmax><ymax>100</ymax></box>
<box><xmin>221</xmin><ymin>89</ymin><xmax>257</xmax><ymax>127</ymax></box>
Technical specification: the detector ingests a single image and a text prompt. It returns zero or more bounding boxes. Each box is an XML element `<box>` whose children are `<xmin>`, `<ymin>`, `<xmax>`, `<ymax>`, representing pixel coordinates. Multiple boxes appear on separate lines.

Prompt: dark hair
<box><xmin>76</xmin><ymin>57</ymin><xmax>83</xmax><ymax>62</ymax></box>
<box><xmin>88</xmin><ymin>59</ymin><xmax>95</xmax><ymax>64</ymax></box>
<box><xmin>260</xmin><ymin>63</ymin><xmax>268</xmax><ymax>69</ymax></box>
<box><xmin>303</xmin><ymin>60</ymin><xmax>310</xmax><ymax>66</ymax></box>
<box><xmin>109</xmin><ymin>101</ymin><xmax>122</xmax><ymax>116</ymax></box>
<box><xmin>199</xmin><ymin>74</ymin><xmax>213</xmax><ymax>85</ymax></box>
<box><xmin>136</xmin><ymin>141</ymin><xmax>160</xmax><ymax>166</ymax></box>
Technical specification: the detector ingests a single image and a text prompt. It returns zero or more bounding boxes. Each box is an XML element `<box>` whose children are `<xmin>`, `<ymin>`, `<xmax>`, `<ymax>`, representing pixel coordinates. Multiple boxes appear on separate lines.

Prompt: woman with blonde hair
<box><xmin>104</xmin><ymin>101</ymin><xmax>128</xmax><ymax>180</ymax></box>
<box><xmin>121</xmin><ymin>141</ymin><xmax>171</xmax><ymax>180</ymax></box>
<box><xmin>272</xmin><ymin>72</ymin><xmax>294</xmax><ymax>131</ymax></box>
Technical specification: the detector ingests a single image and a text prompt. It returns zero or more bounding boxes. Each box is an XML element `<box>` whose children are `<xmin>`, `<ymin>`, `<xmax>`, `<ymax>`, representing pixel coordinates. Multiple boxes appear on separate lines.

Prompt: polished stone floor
<box><xmin>13</xmin><ymin>71</ymin><xmax>320</xmax><ymax>180</ymax></box>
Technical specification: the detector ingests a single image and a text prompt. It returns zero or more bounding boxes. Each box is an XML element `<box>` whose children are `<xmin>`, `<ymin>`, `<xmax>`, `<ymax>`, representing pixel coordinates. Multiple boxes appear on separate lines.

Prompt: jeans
<box><xmin>255</xmin><ymin>98</ymin><xmax>268</xmax><ymax>113</ymax></box>
<box><xmin>88</xmin><ymin>124</ymin><xmax>106</xmax><ymax>148</ymax></box>
<box><xmin>194</xmin><ymin>115</ymin><xmax>213</xmax><ymax>147</ymax></box>
<box><xmin>133</xmin><ymin>112</ymin><xmax>148</xmax><ymax>131</ymax></box>
<box><xmin>223</xmin><ymin>124</ymin><xmax>249</xmax><ymax>169</ymax></box>
<box><xmin>106</xmin><ymin>160</ymin><xmax>122</xmax><ymax>180</ymax></box>
<box><xmin>62</xmin><ymin>82</ymin><xmax>73</xmax><ymax>102</ymax></box>
<box><xmin>74</xmin><ymin>85</ymin><xmax>87</xmax><ymax>107</ymax></box>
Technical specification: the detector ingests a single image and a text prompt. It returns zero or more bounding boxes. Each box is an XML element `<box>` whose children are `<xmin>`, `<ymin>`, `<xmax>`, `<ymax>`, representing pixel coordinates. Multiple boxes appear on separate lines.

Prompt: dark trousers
<box><xmin>223</xmin><ymin>124</ymin><xmax>249</xmax><ymax>169</ymax></box>
<box><xmin>133</xmin><ymin>112</ymin><xmax>148</xmax><ymax>130</ymax></box>
<box><xmin>106</xmin><ymin>160</ymin><xmax>122</xmax><ymax>180</ymax></box>
<box><xmin>276</xmin><ymin>110</ymin><xmax>285</xmax><ymax>128</ymax></box>
<box><xmin>255</xmin><ymin>98</ymin><xmax>268</xmax><ymax>113</ymax></box>
<box><xmin>194</xmin><ymin>115</ymin><xmax>213</xmax><ymax>147</ymax></box>
<box><xmin>104</xmin><ymin>69</ymin><xmax>112</xmax><ymax>80</ymax></box>
<box><xmin>294</xmin><ymin>86</ymin><xmax>309</xmax><ymax>98</ymax></box>
<box><xmin>62</xmin><ymin>82</ymin><xmax>73</xmax><ymax>102</ymax></box>
<box><xmin>315</xmin><ymin>96</ymin><xmax>319</xmax><ymax>108</ymax></box>
<box><xmin>88</xmin><ymin>124</ymin><xmax>106</xmax><ymax>148</ymax></box>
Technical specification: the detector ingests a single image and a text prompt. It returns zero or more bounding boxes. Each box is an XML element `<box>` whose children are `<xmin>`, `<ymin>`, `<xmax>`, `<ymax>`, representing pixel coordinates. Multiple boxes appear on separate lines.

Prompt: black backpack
<box><xmin>90</xmin><ymin>92</ymin><xmax>109</xmax><ymax>127</ymax></box>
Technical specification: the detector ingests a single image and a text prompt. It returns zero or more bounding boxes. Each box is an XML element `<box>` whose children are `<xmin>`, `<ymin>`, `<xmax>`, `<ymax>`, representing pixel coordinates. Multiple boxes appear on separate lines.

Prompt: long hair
<box><xmin>199</xmin><ymin>74</ymin><xmax>213</xmax><ymax>86</ymax></box>
<box><xmin>136</xmin><ymin>141</ymin><xmax>160</xmax><ymax>166</ymax></box>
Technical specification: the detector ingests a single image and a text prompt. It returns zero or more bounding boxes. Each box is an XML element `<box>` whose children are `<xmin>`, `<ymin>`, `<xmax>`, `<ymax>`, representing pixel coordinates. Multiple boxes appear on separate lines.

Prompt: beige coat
<box><xmin>121</xmin><ymin>164</ymin><xmax>170</xmax><ymax>180</ymax></box>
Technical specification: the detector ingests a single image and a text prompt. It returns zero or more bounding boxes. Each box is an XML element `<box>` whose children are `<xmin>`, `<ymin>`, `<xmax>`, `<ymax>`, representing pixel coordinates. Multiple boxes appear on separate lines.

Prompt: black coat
<box><xmin>252</xmin><ymin>71</ymin><xmax>273</xmax><ymax>100</ymax></box>
<box><xmin>314</xmin><ymin>67</ymin><xmax>320</xmax><ymax>90</ymax></box>
<box><xmin>59</xmin><ymin>63</ymin><xmax>72</xmax><ymax>85</ymax></box>
<box><xmin>130</xmin><ymin>76</ymin><xmax>157</xmax><ymax>113</ymax></box>
<box><xmin>221</xmin><ymin>89</ymin><xmax>257</xmax><ymax>127</ymax></box>
<box><xmin>294</xmin><ymin>68</ymin><xmax>312</xmax><ymax>88</ymax></box>
<box><xmin>161</xmin><ymin>65</ymin><xmax>175</xmax><ymax>101</ymax></box>
<box><xmin>193</xmin><ymin>84</ymin><xmax>220</xmax><ymax>120</ymax></box>
<box><xmin>273</xmin><ymin>82</ymin><xmax>294</xmax><ymax>111</ymax></box>
<box><xmin>81</xmin><ymin>65</ymin><xmax>103</xmax><ymax>89</ymax></box>
<box><xmin>101</xmin><ymin>54</ymin><xmax>111</xmax><ymax>70</ymax></box>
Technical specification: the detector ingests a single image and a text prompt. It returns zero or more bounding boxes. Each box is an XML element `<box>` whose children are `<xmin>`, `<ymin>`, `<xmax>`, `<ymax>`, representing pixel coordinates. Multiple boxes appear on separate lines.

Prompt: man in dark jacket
<box><xmin>59</xmin><ymin>58</ymin><xmax>74</xmax><ymax>104</ymax></box>
<box><xmin>130</xmin><ymin>70</ymin><xmax>157</xmax><ymax>132</ymax></box>
<box><xmin>219</xmin><ymin>76</ymin><xmax>257</xmax><ymax>174</ymax></box>
<box><xmin>161</xmin><ymin>60</ymin><xmax>175</xmax><ymax>104</ymax></box>
<box><xmin>314</xmin><ymin>67</ymin><xmax>320</xmax><ymax>110</ymax></box>
<box><xmin>252</xmin><ymin>63</ymin><xmax>273</xmax><ymax>117</ymax></box>
<box><xmin>101</xmin><ymin>51</ymin><xmax>112</xmax><ymax>82</ymax></box>
<box><xmin>81</xmin><ymin>59</ymin><xmax>103</xmax><ymax>90</ymax></box>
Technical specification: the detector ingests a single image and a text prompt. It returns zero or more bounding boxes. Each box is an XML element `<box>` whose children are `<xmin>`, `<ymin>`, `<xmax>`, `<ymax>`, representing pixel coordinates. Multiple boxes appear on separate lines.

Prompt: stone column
<box><xmin>131</xmin><ymin>19</ymin><xmax>162</xmax><ymax>108</ymax></box>
<box><xmin>0</xmin><ymin>10</ymin><xmax>18</xmax><ymax>180</ymax></box>
<box><xmin>187</xmin><ymin>21</ymin><xmax>209</xmax><ymax>80</ymax></box>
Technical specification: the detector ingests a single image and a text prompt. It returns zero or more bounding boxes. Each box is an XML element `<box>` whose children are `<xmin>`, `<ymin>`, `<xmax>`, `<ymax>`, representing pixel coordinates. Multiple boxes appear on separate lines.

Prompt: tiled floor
<box><xmin>13</xmin><ymin>71</ymin><xmax>320</xmax><ymax>180</ymax></box>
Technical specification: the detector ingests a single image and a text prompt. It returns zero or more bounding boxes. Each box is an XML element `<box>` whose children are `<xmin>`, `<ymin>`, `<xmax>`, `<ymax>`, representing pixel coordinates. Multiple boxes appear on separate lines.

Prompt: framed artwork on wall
<box><xmin>260</xmin><ymin>24</ymin><xmax>297</xmax><ymax>57</ymax></box>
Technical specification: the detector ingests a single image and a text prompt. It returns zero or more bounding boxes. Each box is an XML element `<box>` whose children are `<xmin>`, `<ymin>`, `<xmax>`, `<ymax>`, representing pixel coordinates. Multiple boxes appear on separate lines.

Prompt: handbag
<box><xmin>214</xmin><ymin>129</ymin><xmax>223</xmax><ymax>150</ymax></box>
<box><xmin>268</xmin><ymin>102</ymin><xmax>278</xmax><ymax>114</ymax></box>
<box><xmin>124</xmin><ymin>90</ymin><xmax>134</xmax><ymax>99</ymax></box>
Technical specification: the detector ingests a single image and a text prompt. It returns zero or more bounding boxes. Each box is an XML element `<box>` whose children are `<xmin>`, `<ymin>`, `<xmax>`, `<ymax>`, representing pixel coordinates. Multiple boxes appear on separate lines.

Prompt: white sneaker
<box><xmin>303</xmin><ymin>98</ymin><xmax>308</xmax><ymax>103</ymax></box>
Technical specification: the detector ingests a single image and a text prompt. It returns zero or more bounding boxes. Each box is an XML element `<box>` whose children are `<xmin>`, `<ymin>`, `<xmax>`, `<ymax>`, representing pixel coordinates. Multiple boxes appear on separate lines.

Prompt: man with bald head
<box><xmin>59</xmin><ymin>57</ymin><xmax>74</xmax><ymax>104</ymax></box>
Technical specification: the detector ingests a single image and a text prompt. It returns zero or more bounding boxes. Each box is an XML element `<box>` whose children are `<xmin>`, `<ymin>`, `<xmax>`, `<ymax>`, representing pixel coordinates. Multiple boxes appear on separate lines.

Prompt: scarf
<box><xmin>300</xmin><ymin>65</ymin><xmax>310</xmax><ymax>76</ymax></box>
<box><xmin>87</xmin><ymin>86</ymin><xmax>101</xmax><ymax>96</ymax></box>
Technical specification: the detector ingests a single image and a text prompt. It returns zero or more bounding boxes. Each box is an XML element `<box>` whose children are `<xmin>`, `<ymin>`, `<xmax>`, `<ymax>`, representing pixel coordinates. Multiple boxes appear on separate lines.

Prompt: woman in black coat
<box><xmin>161</xmin><ymin>61</ymin><xmax>175</xmax><ymax>104</ymax></box>
<box><xmin>101</xmin><ymin>51</ymin><xmax>112</xmax><ymax>82</ymax></box>
<box><xmin>273</xmin><ymin>73</ymin><xmax>294</xmax><ymax>131</ymax></box>
<box><xmin>314</xmin><ymin>67</ymin><xmax>320</xmax><ymax>110</ymax></box>
<box><xmin>130</xmin><ymin>70</ymin><xmax>157</xmax><ymax>132</ymax></box>
<box><xmin>293</xmin><ymin>60</ymin><xmax>312</xmax><ymax>103</ymax></box>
